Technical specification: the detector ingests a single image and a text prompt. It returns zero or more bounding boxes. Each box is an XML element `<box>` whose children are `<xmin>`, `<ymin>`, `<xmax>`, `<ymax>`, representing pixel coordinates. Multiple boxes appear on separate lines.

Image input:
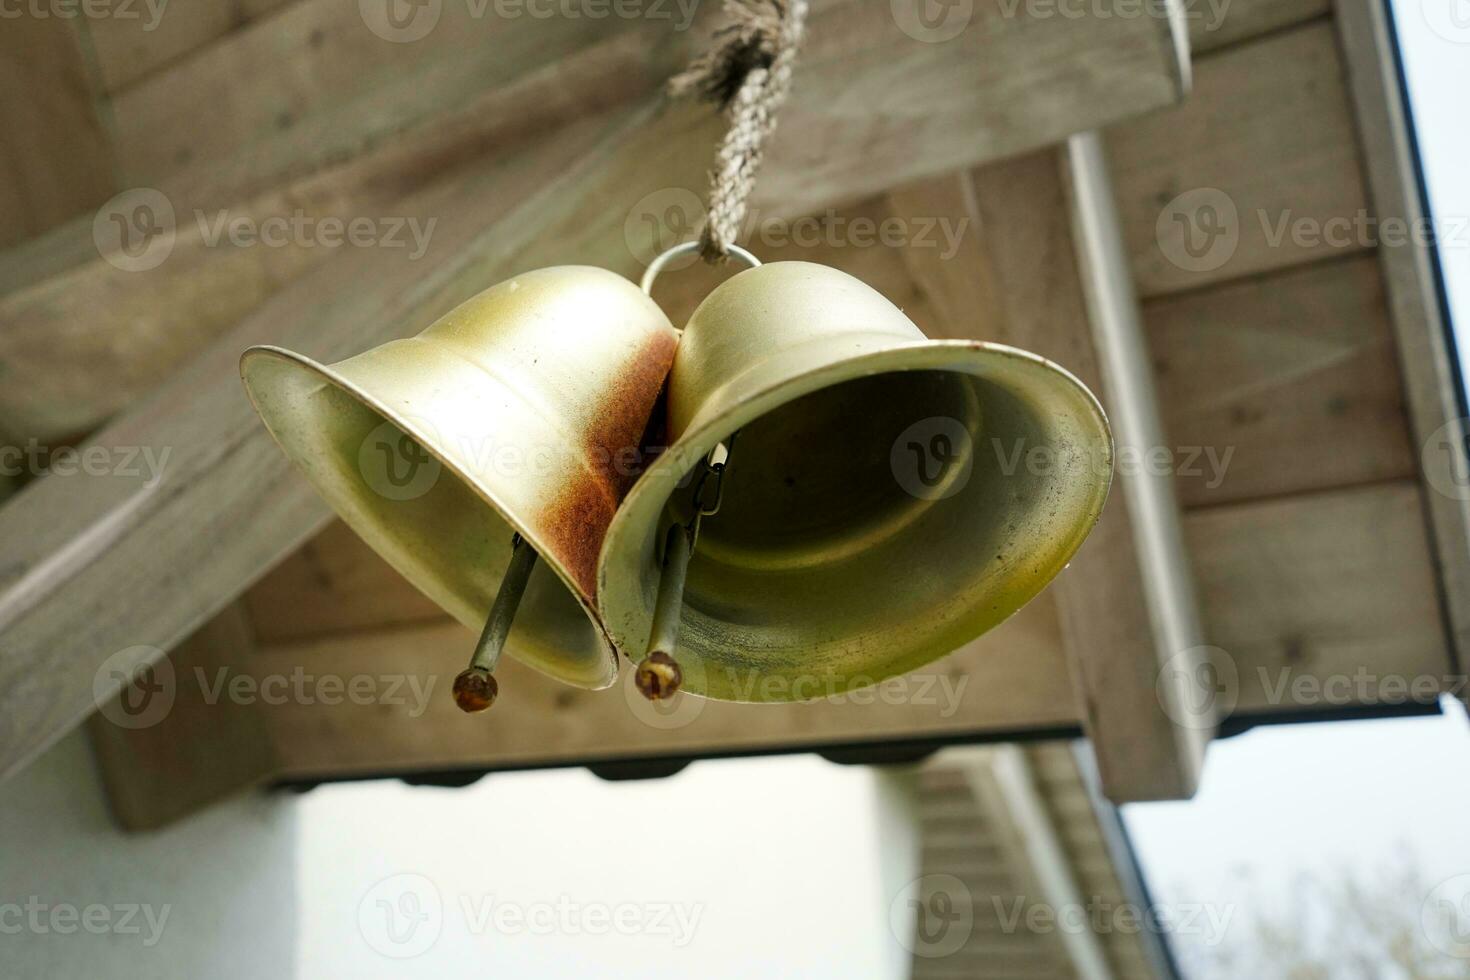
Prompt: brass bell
<box><xmin>598</xmin><ymin>254</ymin><xmax>1113</xmax><ymax>703</ymax></box>
<box><xmin>241</xmin><ymin>266</ymin><xmax>678</xmax><ymax>705</ymax></box>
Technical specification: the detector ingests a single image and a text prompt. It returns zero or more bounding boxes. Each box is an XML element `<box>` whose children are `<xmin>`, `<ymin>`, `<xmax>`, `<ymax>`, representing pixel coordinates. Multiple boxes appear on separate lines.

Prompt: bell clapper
<box><xmin>453</xmin><ymin>532</ymin><xmax>538</xmax><ymax>713</ymax></box>
<box><xmin>635</xmin><ymin>437</ymin><xmax>737</xmax><ymax>701</ymax></box>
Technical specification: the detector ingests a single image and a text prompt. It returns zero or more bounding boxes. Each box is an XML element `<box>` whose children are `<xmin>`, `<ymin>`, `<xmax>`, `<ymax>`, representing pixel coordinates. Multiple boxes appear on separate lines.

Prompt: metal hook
<box><xmin>640</xmin><ymin>241</ymin><xmax>762</xmax><ymax>297</ymax></box>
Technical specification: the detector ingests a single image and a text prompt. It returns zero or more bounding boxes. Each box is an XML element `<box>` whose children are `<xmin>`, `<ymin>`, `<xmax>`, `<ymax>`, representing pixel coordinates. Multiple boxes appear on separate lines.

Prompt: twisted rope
<box><xmin>669</xmin><ymin>0</ymin><xmax>809</xmax><ymax>263</ymax></box>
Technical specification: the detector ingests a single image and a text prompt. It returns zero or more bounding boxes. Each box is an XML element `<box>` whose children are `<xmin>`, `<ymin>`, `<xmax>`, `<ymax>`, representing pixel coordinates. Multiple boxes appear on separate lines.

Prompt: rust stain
<box><xmin>542</xmin><ymin>326</ymin><xmax>678</xmax><ymax>599</ymax></box>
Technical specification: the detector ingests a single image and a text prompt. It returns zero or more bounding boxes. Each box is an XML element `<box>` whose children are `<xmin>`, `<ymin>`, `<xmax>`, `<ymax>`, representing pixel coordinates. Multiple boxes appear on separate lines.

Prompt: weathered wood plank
<box><xmin>0</xmin><ymin>16</ymin><xmax>114</xmax><ymax>250</ymax></box>
<box><xmin>1146</xmin><ymin>254</ymin><xmax>1416</xmax><ymax>507</ymax></box>
<box><xmin>0</xmin><ymin>0</ymin><xmax>1187</xmax><ymax>445</ymax></box>
<box><xmin>107</xmin><ymin>0</ymin><xmax>657</xmax><ymax>196</ymax></box>
<box><xmin>0</xmin><ymin>29</ymin><xmax>675</xmax><ymax>444</ymax></box>
<box><xmin>1189</xmin><ymin>0</ymin><xmax>1327</xmax><ymax>53</ymax></box>
<box><xmin>1109</xmin><ymin>21</ymin><xmax>1367</xmax><ymax>297</ymax></box>
<box><xmin>84</xmin><ymin>0</ymin><xmax>296</xmax><ymax>94</ymax></box>
<box><xmin>1190</xmin><ymin>481</ymin><xmax>1451</xmax><ymax>714</ymax></box>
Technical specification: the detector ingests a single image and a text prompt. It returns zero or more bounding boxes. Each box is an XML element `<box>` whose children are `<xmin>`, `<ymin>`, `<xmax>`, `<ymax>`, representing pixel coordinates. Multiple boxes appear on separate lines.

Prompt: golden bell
<box><xmin>241</xmin><ymin>266</ymin><xmax>678</xmax><ymax>693</ymax></box>
<box><xmin>598</xmin><ymin>259</ymin><xmax>1114</xmax><ymax>703</ymax></box>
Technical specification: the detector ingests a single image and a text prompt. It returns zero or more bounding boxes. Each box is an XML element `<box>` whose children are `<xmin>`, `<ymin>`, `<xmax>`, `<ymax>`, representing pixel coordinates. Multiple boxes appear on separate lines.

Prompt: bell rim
<box><xmin>596</xmin><ymin>337</ymin><xmax>1114</xmax><ymax>701</ymax></box>
<box><xmin>240</xmin><ymin>343</ymin><xmax>621</xmax><ymax>690</ymax></box>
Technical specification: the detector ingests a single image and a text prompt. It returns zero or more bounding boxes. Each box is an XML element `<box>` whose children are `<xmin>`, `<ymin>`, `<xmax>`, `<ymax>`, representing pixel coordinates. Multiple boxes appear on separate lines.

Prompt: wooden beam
<box><xmin>94</xmin><ymin>480</ymin><xmax>1449</xmax><ymax>823</ymax></box>
<box><xmin>1336</xmin><ymin>0</ymin><xmax>1470</xmax><ymax>681</ymax></box>
<box><xmin>0</xmin><ymin>15</ymin><xmax>114</xmax><ymax>250</ymax></box>
<box><xmin>1063</xmin><ymin>131</ymin><xmax>1209</xmax><ymax>801</ymax></box>
<box><xmin>0</xmin><ymin>4</ymin><xmax>1190</xmax><ymax>782</ymax></box>
<box><xmin>0</xmin><ymin>0</ymin><xmax>1188</xmax><ymax>445</ymax></box>
<box><xmin>87</xmin><ymin>602</ymin><xmax>279</xmax><ymax>831</ymax></box>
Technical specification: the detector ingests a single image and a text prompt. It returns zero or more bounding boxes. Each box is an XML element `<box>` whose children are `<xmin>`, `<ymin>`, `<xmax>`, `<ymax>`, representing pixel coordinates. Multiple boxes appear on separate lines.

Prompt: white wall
<box><xmin>297</xmin><ymin>756</ymin><xmax>920</xmax><ymax>979</ymax></box>
<box><xmin>0</xmin><ymin>730</ymin><xmax>298</xmax><ymax>978</ymax></box>
<box><xmin>0</xmin><ymin>736</ymin><xmax>917</xmax><ymax>979</ymax></box>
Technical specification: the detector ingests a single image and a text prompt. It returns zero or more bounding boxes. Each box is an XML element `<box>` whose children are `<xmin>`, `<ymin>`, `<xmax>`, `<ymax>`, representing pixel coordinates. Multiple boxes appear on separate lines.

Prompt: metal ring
<box><xmin>640</xmin><ymin>241</ymin><xmax>762</xmax><ymax>296</ymax></box>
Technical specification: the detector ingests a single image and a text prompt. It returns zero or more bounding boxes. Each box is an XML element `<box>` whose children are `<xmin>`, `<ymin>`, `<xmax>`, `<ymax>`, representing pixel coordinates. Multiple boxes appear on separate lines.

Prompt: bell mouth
<box><xmin>241</xmin><ymin>345</ymin><xmax>618</xmax><ymax>690</ymax></box>
<box><xmin>598</xmin><ymin>341</ymin><xmax>1112</xmax><ymax>703</ymax></box>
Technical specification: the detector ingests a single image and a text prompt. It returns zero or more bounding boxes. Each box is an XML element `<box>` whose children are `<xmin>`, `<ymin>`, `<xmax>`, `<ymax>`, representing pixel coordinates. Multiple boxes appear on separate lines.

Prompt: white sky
<box><xmin>1391</xmin><ymin>0</ymin><xmax>1470</xmax><ymax>366</ymax></box>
